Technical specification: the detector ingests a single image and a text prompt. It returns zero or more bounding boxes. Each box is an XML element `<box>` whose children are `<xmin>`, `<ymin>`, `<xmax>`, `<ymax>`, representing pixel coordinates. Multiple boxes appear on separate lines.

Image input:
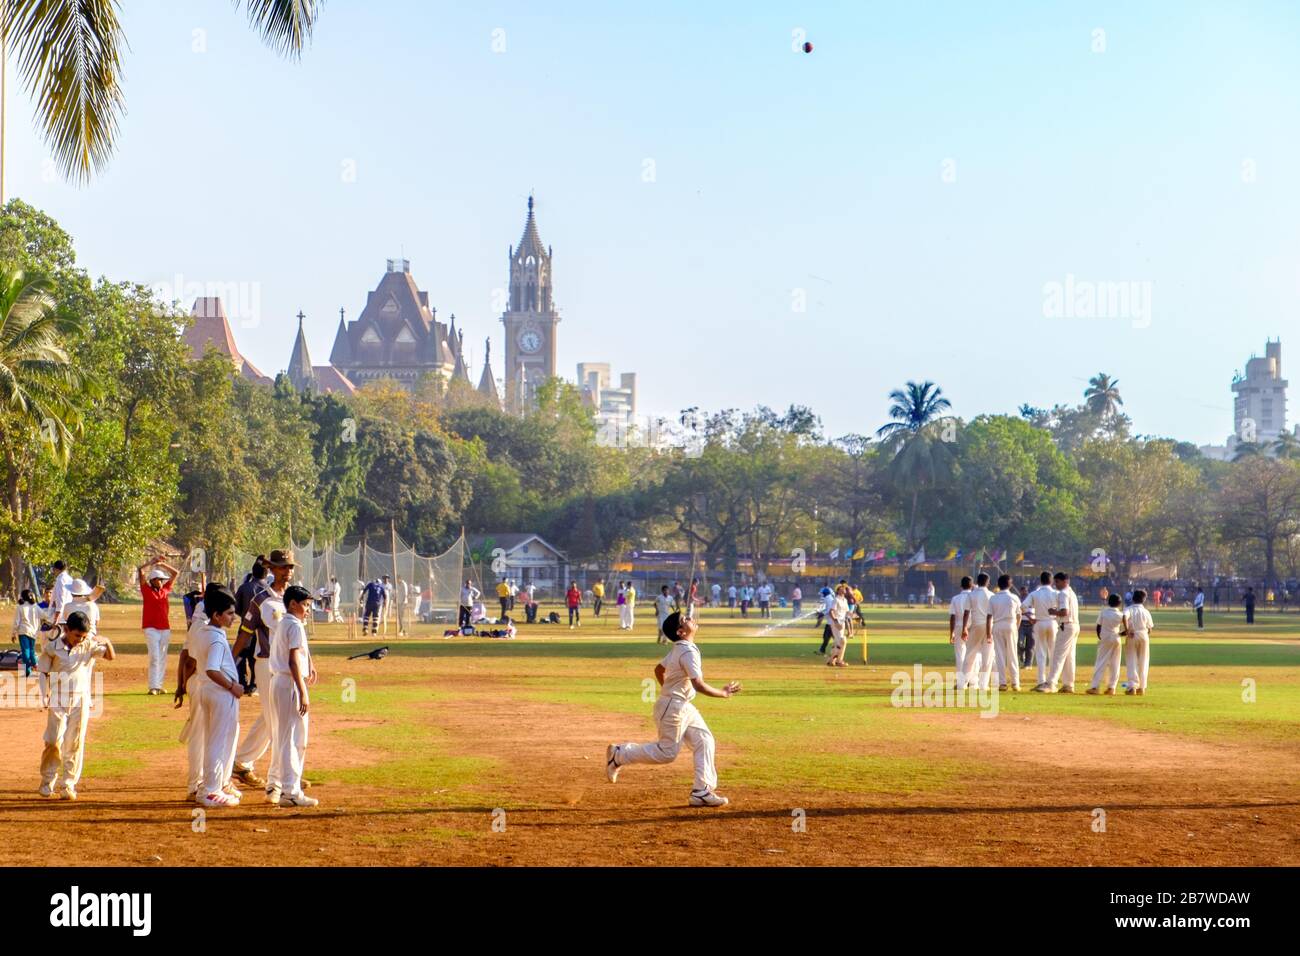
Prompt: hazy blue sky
<box><xmin>6</xmin><ymin>0</ymin><xmax>1300</xmax><ymax>445</ymax></box>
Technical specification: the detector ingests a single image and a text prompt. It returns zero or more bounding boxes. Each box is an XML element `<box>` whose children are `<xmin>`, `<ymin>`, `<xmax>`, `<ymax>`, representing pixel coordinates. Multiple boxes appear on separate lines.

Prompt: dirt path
<box><xmin>2</xmin><ymin>670</ymin><xmax>1296</xmax><ymax>866</ymax></box>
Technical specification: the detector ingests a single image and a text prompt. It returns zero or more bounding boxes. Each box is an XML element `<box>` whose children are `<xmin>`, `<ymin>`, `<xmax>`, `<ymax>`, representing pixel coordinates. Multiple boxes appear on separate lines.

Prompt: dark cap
<box><xmin>661</xmin><ymin>611</ymin><xmax>683</xmax><ymax>641</ymax></box>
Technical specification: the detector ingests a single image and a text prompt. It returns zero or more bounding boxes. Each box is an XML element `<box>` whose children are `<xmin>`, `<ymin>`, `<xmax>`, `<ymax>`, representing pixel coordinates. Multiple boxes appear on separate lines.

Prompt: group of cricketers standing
<box><xmin>948</xmin><ymin>570</ymin><xmax>1155</xmax><ymax>695</ymax></box>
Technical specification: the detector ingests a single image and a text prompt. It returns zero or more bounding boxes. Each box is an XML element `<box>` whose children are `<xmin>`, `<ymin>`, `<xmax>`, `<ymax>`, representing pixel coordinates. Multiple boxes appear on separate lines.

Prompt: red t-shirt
<box><xmin>567</xmin><ymin>588</ymin><xmax>581</xmax><ymax>608</ymax></box>
<box><xmin>141</xmin><ymin>581</ymin><xmax>173</xmax><ymax>630</ymax></box>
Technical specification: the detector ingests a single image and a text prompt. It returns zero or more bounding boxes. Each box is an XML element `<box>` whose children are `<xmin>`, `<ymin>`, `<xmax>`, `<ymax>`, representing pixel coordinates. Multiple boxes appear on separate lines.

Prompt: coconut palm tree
<box><xmin>0</xmin><ymin>267</ymin><xmax>87</xmax><ymax>461</ymax></box>
<box><xmin>1232</xmin><ymin>441</ymin><xmax>1263</xmax><ymax>462</ymax></box>
<box><xmin>1084</xmin><ymin>372</ymin><xmax>1124</xmax><ymax>419</ymax></box>
<box><xmin>1272</xmin><ymin>431</ymin><xmax>1300</xmax><ymax>460</ymax></box>
<box><xmin>875</xmin><ymin>381</ymin><xmax>955</xmax><ymax>555</ymax></box>
<box><xmin>2</xmin><ymin>0</ymin><xmax>323</xmax><ymax>185</ymax></box>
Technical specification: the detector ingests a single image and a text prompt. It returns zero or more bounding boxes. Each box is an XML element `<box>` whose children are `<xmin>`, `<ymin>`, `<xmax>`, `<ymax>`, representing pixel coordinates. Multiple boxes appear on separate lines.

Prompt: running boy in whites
<box><xmin>605</xmin><ymin>611</ymin><xmax>741</xmax><ymax>807</ymax></box>
<box><xmin>1088</xmin><ymin>593</ymin><xmax>1125</xmax><ymax>695</ymax></box>
<box><xmin>1122</xmin><ymin>588</ymin><xmax>1155</xmax><ymax>696</ymax></box>
<box><xmin>37</xmin><ymin>611</ymin><xmax>115</xmax><ymax>799</ymax></box>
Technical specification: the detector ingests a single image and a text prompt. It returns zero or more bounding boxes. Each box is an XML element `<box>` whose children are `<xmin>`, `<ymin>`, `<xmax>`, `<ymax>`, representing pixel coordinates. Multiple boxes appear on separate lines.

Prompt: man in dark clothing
<box><xmin>233</xmin><ymin>559</ymin><xmax>268</xmax><ymax>692</ymax></box>
<box><xmin>1244</xmin><ymin>587</ymin><xmax>1256</xmax><ymax>624</ymax></box>
<box><xmin>362</xmin><ymin>579</ymin><xmax>385</xmax><ymax>635</ymax></box>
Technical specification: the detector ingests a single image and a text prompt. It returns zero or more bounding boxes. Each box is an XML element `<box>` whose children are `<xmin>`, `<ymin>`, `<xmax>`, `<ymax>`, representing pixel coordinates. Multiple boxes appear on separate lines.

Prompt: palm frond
<box><xmin>236</xmin><ymin>0</ymin><xmax>323</xmax><ymax>58</ymax></box>
<box><xmin>5</xmin><ymin>0</ymin><xmax>128</xmax><ymax>183</ymax></box>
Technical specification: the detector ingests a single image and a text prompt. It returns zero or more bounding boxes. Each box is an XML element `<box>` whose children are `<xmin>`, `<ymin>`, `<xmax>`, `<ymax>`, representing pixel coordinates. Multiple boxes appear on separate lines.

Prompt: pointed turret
<box><xmin>450</xmin><ymin>318</ymin><xmax>471</xmax><ymax>382</ymax></box>
<box><xmin>477</xmin><ymin>337</ymin><xmax>501</xmax><ymax>407</ymax></box>
<box><xmin>516</xmin><ymin>193</ymin><xmax>548</xmax><ymax>261</ymax></box>
<box><xmin>288</xmin><ymin>310</ymin><xmax>316</xmax><ymax>392</ymax></box>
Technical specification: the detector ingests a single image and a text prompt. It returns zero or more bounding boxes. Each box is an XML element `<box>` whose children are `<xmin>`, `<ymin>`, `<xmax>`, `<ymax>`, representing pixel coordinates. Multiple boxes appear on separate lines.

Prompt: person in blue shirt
<box><xmin>361</xmin><ymin>579</ymin><xmax>385</xmax><ymax>635</ymax></box>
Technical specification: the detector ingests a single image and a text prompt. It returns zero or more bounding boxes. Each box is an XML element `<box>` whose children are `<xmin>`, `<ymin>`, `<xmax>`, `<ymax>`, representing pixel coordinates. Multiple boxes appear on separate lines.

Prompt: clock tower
<box><xmin>501</xmin><ymin>195</ymin><xmax>560</xmax><ymax>412</ymax></box>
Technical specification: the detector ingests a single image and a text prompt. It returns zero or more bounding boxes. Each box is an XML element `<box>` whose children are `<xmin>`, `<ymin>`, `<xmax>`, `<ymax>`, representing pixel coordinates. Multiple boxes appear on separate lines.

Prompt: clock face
<box><xmin>517</xmin><ymin>327</ymin><xmax>543</xmax><ymax>354</ymax></box>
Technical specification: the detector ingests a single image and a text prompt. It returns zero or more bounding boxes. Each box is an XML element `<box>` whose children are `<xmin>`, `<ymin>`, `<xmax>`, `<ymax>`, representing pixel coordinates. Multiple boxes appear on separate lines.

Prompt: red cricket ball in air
<box><xmin>803</xmin><ymin>41</ymin><xmax>813</xmax><ymax>53</ymax></box>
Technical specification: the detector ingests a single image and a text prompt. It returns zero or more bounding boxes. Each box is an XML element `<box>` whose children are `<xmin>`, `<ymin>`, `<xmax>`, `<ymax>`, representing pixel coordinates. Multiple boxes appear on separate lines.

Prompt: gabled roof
<box><xmin>311</xmin><ymin>365</ymin><xmax>356</xmax><ymax>395</ymax></box>
<box><xmin>184</xmin><ymin>297</ymin><xmax>272</xmax><ymax>385</ymax></box>
<box><xmin>330</xmin><ymin>265</ymin><xmax>452</xmax><ymax>368</ymax></box>
<box><xmin>467</xmin><ymin>533</ymin><xmax>567</xmax><ymax>559</ymax></box>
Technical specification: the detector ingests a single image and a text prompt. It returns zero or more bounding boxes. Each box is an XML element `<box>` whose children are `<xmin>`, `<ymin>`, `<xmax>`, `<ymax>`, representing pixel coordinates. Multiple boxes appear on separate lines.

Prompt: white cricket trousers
<box><xmin>143</xmin><ymin>627</ymin><xmax>171</xmax><ymax>691</ymax></box>
<box><xmin>616</xmin><ymin>696</ymin><xmax>717</xmax><ymax>794</ymax></box>
<box><xmin>198</xmin><ymin>682</ymin><xmax>240</xmax><ymax>798</ymax></box>
<box><xmin>951</xmin><ymin>629</ymin><xmax>967</xmax><ymax>688</ymax></box>
<box><xmin>991</xmin><ymin>622</ymin><xmax>1020</xmax><ymax>688</ymax></box>
<box><xmin>234</xmin><ymin>658</ymin><xmax>279</xmax><ymax>787</ymax></box>
<box><xmin>181</xmin><ymin>674</ymin><xmax>205</xmax><ymax>793</ymax></box>
<box><xmin>1091</xmin><ymin>636</ymin><xmax>1122</xmax><ymax>691</ymax></box>
<box><xmin>828</xmin><ymin>622</ymin><xmax>847</xmax><ymax>663</ymax></box>
<box><xmin>270</xmin><ymin>673</ymin><xmax>309</xmax><ymax>797</ymax></box>
<box><xmin>962</xmin><ymin>625</ymin><xmax>994</xmax><ymax>691</ymax></box>
<box><xmin>1125</xmin><ymin>634</ymin><xmax>1150</xmax><ymax>690</ymax></box>
<box><xmin>1047</xmin><ymin>623</ymin><xmax>1079</xmax><ymax>689</ymax></box>
<box><xmin>40</xmin><ymin>698</ymin><xmax>91</xmax><ymax>789</ymax></box>
<box><xmin>1032</xmin><ymin>621</ymin><xmax>1057</xmax><ymax>686</ymax></box>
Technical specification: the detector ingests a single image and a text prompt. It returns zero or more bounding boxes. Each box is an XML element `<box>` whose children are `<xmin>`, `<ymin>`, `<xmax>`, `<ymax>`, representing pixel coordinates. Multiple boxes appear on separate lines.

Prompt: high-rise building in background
<box><xmin>577</xmin><ymin>363</ymin><xmax>638</xmax><ymax>446</ymax></box>
<box><xmin>1200</xmin><ymin>338</ymin><xmax>1297</xmax><ymax>459</ymax></box>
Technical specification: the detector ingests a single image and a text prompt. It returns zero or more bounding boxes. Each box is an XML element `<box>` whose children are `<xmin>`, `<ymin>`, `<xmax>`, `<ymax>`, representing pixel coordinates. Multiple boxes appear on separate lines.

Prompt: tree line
<box><xmin>2</xmin><ymin>200</ymin><xmax>1298</xmax><ymax>593</ymax></box>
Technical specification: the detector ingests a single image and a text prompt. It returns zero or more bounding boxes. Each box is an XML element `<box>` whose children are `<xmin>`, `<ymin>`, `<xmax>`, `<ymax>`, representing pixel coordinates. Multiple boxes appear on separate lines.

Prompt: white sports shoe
<box><xmin>203</xmin><ymin>791</ymin><xmax>239</xmax><ymax>808</ymax></box>
<box><xmin>60</xmin><ymin>785</ymin><xmax>78</xmax><ymax>801</ymax></box>
<box><xmin>265</xmin><ymin>786</ymin><xmax>282</xmax><ymax>804</ymax></box>
<box><xmin>605</xmin><ymin>744</ymin><xmax>621</xmax><ymax>783</ymax></box>
<box><xmin>689</xmin><ymin>789</ymin><xmax>729</xmax><ymax>808</ymax></box>
<box><xmin>278</xmin><ymin>792</ymin><xmax>319</xmax><ymax>808</ymax></box>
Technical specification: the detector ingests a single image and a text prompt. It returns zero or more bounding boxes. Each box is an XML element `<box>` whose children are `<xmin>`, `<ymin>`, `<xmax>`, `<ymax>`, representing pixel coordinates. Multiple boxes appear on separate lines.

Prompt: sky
<box><xmin>5</xmin><ymin>0</ymin><xmax>1300</xmax><ymax>446</ymax></box>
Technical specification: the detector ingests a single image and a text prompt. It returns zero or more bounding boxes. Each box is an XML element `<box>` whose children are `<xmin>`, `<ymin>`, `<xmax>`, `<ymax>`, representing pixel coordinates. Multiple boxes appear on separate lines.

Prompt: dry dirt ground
<box><xmin>1</xmin><ymin>614</ymin><xmax>1297</xmax><ymax>867</ymax></box>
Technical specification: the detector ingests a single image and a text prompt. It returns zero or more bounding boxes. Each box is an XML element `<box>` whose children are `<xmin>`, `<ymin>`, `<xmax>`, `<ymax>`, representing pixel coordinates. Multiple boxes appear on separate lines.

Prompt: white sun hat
<box><xmin>70</xmin><ymin>578</ymin><xmax>93</xmax><ymax>597</ymax></box>
<box><xmin>148</xmin><ymin>568</ymin><xmax>169</xmax><ymax>581</ymax></box>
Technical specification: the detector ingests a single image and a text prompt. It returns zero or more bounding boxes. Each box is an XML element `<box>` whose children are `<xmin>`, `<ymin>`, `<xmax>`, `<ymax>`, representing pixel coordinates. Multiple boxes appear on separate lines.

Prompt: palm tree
<box><xmin>1233</xmin><ymin>441</ymin><xmax>1263</xmax><ymax>461</ymax></box>
<box><xmin>875</xmin><ymin>381</ymin><xmax>955</xmax><ymax>555</ymax></box>
<box><xmin>1272</xmin><ymin>432</ymin><xmax>1300</xmax><ymax>460</ymax></box>
<box><xmin>1084</xmin><ymin>373</ymin><xmax>1123</xmax><ymax>418</ymax></box>
<box><xmin>2</xmin><ymin>0</ymin><xmax>323</xmax><ymax>185</ymax></box>
<box><xmin>0</xmin><ymin>268</ymin><xmax>86</xmax><ymax>461</ymax></box>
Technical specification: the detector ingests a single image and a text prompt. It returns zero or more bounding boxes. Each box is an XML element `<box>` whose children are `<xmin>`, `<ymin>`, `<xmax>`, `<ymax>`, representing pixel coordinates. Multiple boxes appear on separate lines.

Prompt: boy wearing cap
<box><xmin>138</xmin><ymin>558</ymin><xmax>179</xmax><ymax>695</ymax></box>
<box><xmin>37</xmin><ymin>611</ymin><xmax>115</xmax><ymax>799</ymax></box>
<box><xmin>1122</xmin><ymin>589</ymin><xmax>1156</xmax><ymax>696</ymax></box>
<box><xmin>59</xmin><ymin>579</ymin><xmax>104</xmax><ymax>632</ymax></box>
<box><xmin>604</xmin><ymin>610</ymin><xmax>741</xmax><ymax>808</ymax></box>
<box><xmin>269</xmin><ymin>585</ymin><xmax>319</xmax><ymax>807</ymax></box>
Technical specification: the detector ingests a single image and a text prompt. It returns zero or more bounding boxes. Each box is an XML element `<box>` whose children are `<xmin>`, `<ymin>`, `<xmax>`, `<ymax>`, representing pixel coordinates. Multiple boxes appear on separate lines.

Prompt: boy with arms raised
<box><xmin>605</xmin><ymin>611</ymin><xmax>741</xmax><ymax>807</ymax></box>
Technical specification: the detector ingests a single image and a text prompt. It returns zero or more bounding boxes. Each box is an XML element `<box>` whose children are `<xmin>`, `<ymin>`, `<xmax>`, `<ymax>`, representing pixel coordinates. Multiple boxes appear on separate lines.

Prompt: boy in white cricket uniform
<box><xmin>174</xmin><ymin>594</ymin><xmax>210</xmax><ymax>799</ymax></box>
<box><xmin>1025</xmin><ymin>572</ymin><xmax>1058</xmax><ymax>687</ymax></box>
<box><xmin>962</xmin><ymin>573</ymin><xmax>995</xmax><ymax>691</ymax></box>
<box><xmin>269</xmin><ymin>586</ymin><xmax>319</xmax><ymax>807</ymax></box>
<box><xmin>1122</xmin><ymin>589</ymin><xmax>1155</xmax><ymax>695</ymax></box>
<box><xmin>196</xmin><ymin>586</ymin><xmax>244</xmax><ymax>807</ymax></box>
<box><xmin>1037</xmin><ymin>572</ymin><xmax>1080</xmax><ymax>693</ymax></box>
<box><xmin>948</xmin><ymin>576</ymin><xmax>972</xmax><ymax>688</ymax></box>
<box><xmin>988</xmin><ymin>574</ymin><xmax>1023</xmax><ymax>691</ymax></box>
<box><xmin>37</xmin><ymin>611</ymin><xmax>115</xmax><ymax>799</ymax></box>
<box><xmin>826</xmin><ymin>585</ymin><xmax>851</xmax><ymax>666</ymax></box>
<box><xmin>605</xmin><ymin>611</ymin><xmax>741</xmax><ymax>807</ymax></box>
<box><xmin>654</xmin><ymin>586</ymin><xmax>674</xmax><ymax>645</ymax></box>
<box><xmin>1088</xmin><ymin>593</ymin><xmax>1125</xmax><ymax>695</ymax></box>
